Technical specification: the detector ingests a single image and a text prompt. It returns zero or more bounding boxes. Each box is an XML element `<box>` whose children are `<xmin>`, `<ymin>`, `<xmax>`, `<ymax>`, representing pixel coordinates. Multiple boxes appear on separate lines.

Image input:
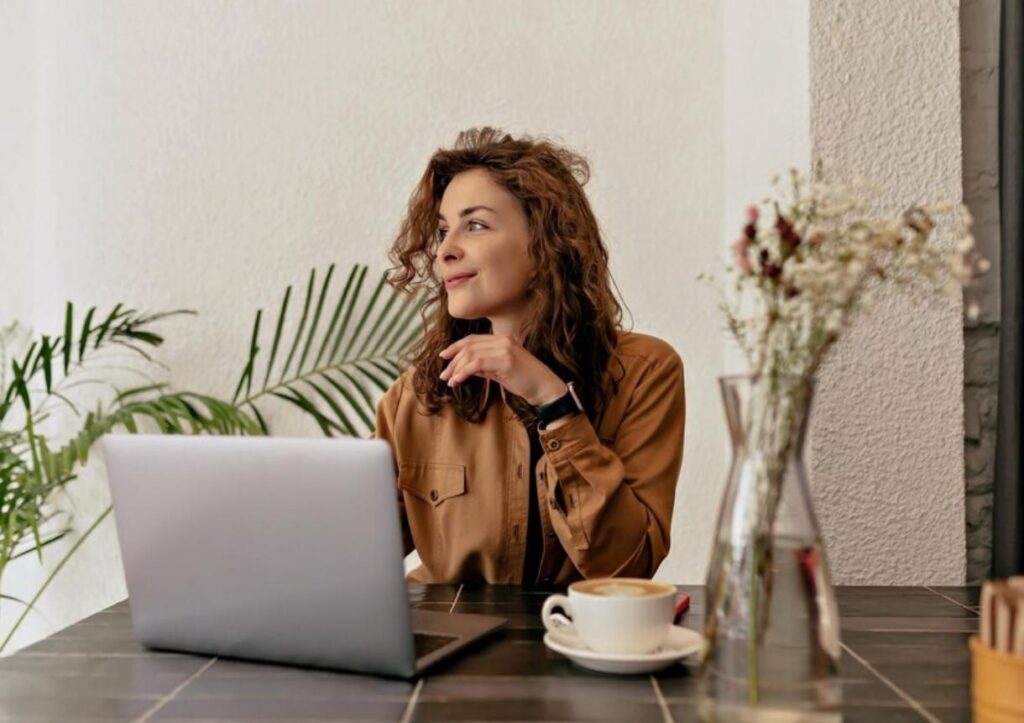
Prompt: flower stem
<box><xmin>749</xmin><ymin>539</ymin><xmax>760</xmax><ymax>704</ymax></box>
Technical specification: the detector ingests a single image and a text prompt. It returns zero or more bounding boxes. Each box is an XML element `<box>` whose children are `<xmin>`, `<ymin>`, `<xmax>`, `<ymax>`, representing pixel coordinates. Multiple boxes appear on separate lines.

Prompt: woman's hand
<box><xmin>439</xmin><ymin>334</ymin><xmax>567</xmax><ymax>406</ymax></box>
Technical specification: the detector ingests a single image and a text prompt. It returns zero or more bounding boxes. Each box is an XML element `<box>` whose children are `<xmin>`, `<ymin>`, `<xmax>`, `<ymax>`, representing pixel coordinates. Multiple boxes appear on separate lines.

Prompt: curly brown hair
<box><xmin>386</xmin><ymin>127</ymin><xmax>629</xmax><ymax>428</ymax></box>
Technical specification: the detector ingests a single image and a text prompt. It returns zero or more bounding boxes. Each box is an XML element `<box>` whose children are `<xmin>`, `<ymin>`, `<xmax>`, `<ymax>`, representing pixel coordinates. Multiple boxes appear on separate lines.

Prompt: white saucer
<box><xmin>543</xmin><ymin>625</ymin><xmax>705</xmax><ymax>674</ymax></box>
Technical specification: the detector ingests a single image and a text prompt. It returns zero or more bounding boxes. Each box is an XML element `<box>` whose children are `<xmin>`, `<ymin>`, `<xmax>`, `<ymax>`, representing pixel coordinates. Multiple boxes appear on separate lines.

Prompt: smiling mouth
<box><xmin>445</xmin><ymin>273</ymin><xmax>477</xmax><ymax>288</ymax></box>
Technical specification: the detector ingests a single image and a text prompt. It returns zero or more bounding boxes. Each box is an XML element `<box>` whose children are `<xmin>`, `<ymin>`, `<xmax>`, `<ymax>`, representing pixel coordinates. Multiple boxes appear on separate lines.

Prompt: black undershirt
<box><xmin>522</xmin><ymin>422</ymin><xmax>545</xmax><ymax>585</ymax></box>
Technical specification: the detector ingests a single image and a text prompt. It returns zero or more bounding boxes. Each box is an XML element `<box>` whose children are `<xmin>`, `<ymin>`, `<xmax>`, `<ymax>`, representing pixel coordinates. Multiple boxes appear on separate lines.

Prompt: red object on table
<box><xmin>674</xmin><ymin>593</ymin><xmax>690</xmax><ymax>623</ymax></box>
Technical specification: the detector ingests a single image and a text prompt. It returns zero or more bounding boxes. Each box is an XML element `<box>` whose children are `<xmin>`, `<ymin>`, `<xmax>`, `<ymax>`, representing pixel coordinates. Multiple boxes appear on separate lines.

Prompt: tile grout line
<box><xmin>448</xmin><ymin>584</ymin><xmax>463</xmax><ymax>614</ymax></box>
<box><xmin>923</xmin><ymin>585</ymin><xmax>978</xmax><ymax>615</ymax></box>
<box><xmin>132</xmin><ymin>656</ymin><xmax>218</xmax><ymax>723</ymax></box>
<box><xmin>840</xmin><ymin>642</ymin><xmax>941</xmax><ymax>723</ymax></box>
<box><xmin>649</xmin><ymin>674</ymin><xmax>674</xmax><ymax>723</ymax></box>
<box><xmin>398</xmin><ymin>678</ymin><xmax>424</xmax><ymax>723</ymax></box>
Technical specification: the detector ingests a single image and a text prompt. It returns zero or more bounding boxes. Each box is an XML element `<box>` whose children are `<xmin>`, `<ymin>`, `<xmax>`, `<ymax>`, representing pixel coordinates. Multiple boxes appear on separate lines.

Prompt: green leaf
<box><xmin>297</xmin><ymin>263</ymin><xmax>335</xmax><ymax>376</ymax></box>
<box><xmin>233</xmin><ymin>309</ymin><xmax>262</xmax><ymax>404</ymax></box>
<box><xmin>336</xmin><ymin>368</ymin><xmax>376</xmax><ymax>424</ymax></box>
<box><xmin>270</xmin><ymin>390</ymin><xmax>338</xmax><ymax>436</ymax></box>
<box><xmin>365</xmin><ymin>358</ymin><xmax>401</xmax><ymax>382</ymax></box>
<box><xmin>108</xmin><ymin>339</ymin><xmax>158</xmax><ymax>363</ymax></box>
<box><xmin>262</xmin><ymin>285</ymin><xmax>292</xmax><ymax>391</ymax></box>
<box><xmin>320</xmin><ymin>372</ymin><xmax>374</xmax><ymax>432</ymax></box>
<box><xmin>302</xmin><ymin>379</ymin><xmax>359</xmax><ymax>437</ymax></box>
<box><xmin>329</xmin><ymin>265</ymin><xmax>368</xmax><ymax>362</ymax></box>
<box><xmin>91</xmin><ymin>303</ymin><xmax>126</xmax><ymax>349</ymax></box>
<box><xmin>248</xmin><ymin>402</ymin><xmax>269</xmax><ymax>435</ymax></box>
<box><xmin>77</xmin><ymin>307</ymin><xmax>97</xmax><ymax>362</ymax></box>
<box><xmin>356</xmin><ymin>277</ymin><xmax>399</xmax><ymax>359</ymax></box>
<box><xmin>314</xmin><ymin>264</ymin><xmax>359</xmax><ymax>369</ymax></box>
<box><xmin>120</xmin><ymin>330</ymin><xmax>163</xmax><ymax>347</ymax></box>
<box><xmin>352</xmin><ymin>360</ymin><xmax>391</xmax><ymax>393</ymax></box>
<box><xmin>279</xmin><ymin>268</ymin><xmax>316</xmax><ymax>383</ymax></box>
<box><xmin>62</xmin><ymin>302</ymin><xmax>73</xmax><ymax>375</ymax></box>
<box><xmin>342</xmin><ymin>271</ymin><xmax>387</xmax><ymax>361</ymax></box>
<box><xmin>230</xmin><ymin>263</ymin><xmax>423</xmax><ymax>439</ymax></box>
<box><xmin>12</xmin><ymin>360</ymin><xmax>31</xmax><ymax>413</ymax></box>
<box><xmin>40</xmin><ymin>336</ymin><xmax>53</xmax><ymax>393</ymax></box>
<box><xmin>8</xmin><ymin>530</ymin><xmax>68</xmax><ymax>561</ymax></box>
<box><xmin>374</xmin><ymin>290</ymin><xmax>418</xmax><ymax>356</ymax></box>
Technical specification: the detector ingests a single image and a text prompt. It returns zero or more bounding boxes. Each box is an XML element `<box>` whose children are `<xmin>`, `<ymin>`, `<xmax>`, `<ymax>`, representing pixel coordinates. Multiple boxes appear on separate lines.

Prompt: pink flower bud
<box><xmin>737</xmin><ymin>254</ymin><xmax>751</xmax><ymax>272</ymax></box>
<box><xmin>746</xmin><ymin>205</ymin><xmax>759</xmax><ymax>222</ymax></box>
<box><xmin>809</xmin><ymin>231</ymin><xmax>826</xmax><ymax>245</ymax></box>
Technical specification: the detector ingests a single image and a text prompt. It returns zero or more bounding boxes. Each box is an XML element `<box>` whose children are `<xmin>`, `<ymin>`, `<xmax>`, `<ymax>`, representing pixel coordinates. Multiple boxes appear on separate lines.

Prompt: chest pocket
<box><xmin>398</xmin><ymin>462</ymin><xmax>467</xmax><ymax>507</ymax></box>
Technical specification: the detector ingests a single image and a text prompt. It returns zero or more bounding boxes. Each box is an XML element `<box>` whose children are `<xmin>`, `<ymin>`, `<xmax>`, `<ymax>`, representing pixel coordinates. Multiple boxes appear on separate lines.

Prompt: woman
<box><xmin>373</xmin><ymin>127</ymin><xmax>685</xmax><ymax>585</ymax></box>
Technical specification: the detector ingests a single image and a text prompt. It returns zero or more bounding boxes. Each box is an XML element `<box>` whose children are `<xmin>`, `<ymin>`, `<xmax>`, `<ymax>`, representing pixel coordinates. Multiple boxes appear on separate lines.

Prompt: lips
<box><xmin>445</xmin><ymin>273</ymin><xmax>477</xmax><ymax>288</ymax></box>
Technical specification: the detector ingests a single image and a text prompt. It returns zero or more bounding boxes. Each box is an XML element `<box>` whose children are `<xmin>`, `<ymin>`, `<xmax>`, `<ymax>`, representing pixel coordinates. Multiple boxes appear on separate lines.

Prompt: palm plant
<box><xmin>0</xmin><ymin>304</ymin><xmax>260</xmax><ymax>651</ymax></box>
<box><xmin>0</xmin><ymin>263</ymin><xmax>427</xmax><ymax>653</ymax></box>
<box><xmin>232</xmin><ymin>262</ymin><xmax>427</xmax><ymax>438</ymax></box>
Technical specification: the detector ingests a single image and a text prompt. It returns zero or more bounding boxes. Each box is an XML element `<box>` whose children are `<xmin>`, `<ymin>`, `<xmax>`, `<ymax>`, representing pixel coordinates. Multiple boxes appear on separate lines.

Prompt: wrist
<box><xmin>530</xmin><ymin>379</ymin><xmax>568</xmax><ymax>407</ymax></box>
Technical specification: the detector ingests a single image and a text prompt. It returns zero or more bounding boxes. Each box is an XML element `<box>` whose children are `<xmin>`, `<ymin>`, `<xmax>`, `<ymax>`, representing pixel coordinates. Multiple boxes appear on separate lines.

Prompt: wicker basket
<box><xmin>971</xmin><ymin>634</ymin><xmax>1024</xmax><ymax>723</ymax></box>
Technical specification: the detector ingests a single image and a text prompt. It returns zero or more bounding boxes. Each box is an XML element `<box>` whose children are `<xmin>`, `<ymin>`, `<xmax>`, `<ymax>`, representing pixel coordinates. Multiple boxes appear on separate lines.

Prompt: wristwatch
<box><xmin>534</xmin><ymin>381</ymin><xmax>584</xmax><ymax>430</ymax></box>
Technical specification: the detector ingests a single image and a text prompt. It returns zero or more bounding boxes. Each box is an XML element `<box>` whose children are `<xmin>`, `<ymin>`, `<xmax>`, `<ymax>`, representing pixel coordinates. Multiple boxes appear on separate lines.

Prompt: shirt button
<box><xmin>429</xmin><ymin>489</ymin><xmax>439</xmax><ymax>502</ymax></box>
<box><xmin>549</xmin><ymin>497</ymin><xmax>557</xmax><ymax>509</ymax></box>
<box><xmin>547</xmin><ymin>440</ymin><xmax>561</xmax><ymax>451</ymax></box>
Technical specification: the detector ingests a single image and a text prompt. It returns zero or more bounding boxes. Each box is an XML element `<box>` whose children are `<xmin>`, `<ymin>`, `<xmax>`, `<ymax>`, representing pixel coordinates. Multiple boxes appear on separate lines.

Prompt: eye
<box><xmin>436</xmin><ymin>220</ymin><xmax>486</xmax><ymax>242</ymax></box>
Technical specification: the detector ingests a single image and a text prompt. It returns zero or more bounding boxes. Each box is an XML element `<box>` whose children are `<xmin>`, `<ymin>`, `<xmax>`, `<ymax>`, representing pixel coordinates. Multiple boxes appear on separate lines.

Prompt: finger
<box><xmin>450</xmin><ymin>347</ymin><xmax>508</xmax><ymax>385</ymax></box>
<box><xmin>440</xmin><ymin>347</ymin><xmax>472</xmax><ymax>379</ymax></box>
<box><xmin>449</xmin><ymin>358</ymin><xmax>494</xmax><ymax>386</ymax></box>
<box><xmin>439</xmin><ymin>334</ymin><xmax>485</xmax><ymax>358</ymax></box>
<box><xmin>445</xmin><ymin>349</ymin><xmax>479</xmax><ymax>385</ymax></box>
<box><xmin>440</xmin><ymin>339</ymin><xmax>505</xmax><ymax>379</ymax></box>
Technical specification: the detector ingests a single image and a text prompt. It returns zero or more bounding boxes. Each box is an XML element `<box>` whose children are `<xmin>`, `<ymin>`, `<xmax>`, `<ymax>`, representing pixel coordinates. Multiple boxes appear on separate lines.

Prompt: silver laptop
<box><xmin>100</xmin><ymin>434</ymin><xmax>506</xmax><ymax>679</ymax></box>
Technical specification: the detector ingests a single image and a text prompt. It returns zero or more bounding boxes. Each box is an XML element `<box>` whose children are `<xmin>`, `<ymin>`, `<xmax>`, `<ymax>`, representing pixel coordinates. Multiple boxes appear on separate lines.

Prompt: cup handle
<box><xmin>542</xmin><ymin>594</ymin><xmax>577</xmax><ymax>637</ymax></box>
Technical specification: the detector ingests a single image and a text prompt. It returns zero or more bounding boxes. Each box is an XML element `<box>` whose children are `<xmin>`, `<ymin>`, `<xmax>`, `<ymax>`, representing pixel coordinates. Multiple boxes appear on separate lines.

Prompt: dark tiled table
<box><xmin>0</xmin><ymin>585</ymin><xmax>977</xmax><ymax>722</ymax></box>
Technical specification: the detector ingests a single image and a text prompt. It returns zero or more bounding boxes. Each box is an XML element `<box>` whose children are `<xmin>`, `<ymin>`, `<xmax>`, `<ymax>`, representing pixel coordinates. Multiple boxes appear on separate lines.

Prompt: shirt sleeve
<box><xmin>371</xmin><ymin>375</ymin><xmax>416</xmax><ymax>557</ymax></box>
<box><xmin>537</xmin><ymin>350</ymin><xmax>685</xmax><ymax>579</ymax></box>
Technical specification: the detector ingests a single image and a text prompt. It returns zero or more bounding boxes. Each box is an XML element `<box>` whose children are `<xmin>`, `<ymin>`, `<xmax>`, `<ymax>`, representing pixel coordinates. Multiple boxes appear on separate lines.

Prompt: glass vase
<box><xmin>698</xmin><ymin>373</ymin><xmax>841</xmax><ymax>722</ymax></box>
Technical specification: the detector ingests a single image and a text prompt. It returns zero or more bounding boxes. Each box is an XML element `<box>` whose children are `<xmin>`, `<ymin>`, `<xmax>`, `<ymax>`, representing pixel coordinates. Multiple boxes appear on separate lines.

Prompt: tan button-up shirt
<box><xmin>372</xmin><ymin>330</ymin><xmax>686</xmax><ymax>584</ymax></box>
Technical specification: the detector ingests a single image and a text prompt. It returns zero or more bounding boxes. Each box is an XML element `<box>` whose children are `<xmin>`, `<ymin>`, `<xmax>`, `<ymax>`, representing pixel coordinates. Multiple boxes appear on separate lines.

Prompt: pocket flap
<box><xmin>398</xmin><ymin>462</ymin><xmax>466</xmax><ymax>507</ymax></box>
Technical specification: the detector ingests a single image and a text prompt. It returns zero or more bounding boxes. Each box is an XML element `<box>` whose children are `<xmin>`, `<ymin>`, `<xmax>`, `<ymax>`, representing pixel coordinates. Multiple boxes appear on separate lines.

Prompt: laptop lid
<box><xmin>101</xmin><ymin>434</ymin><xmax>419</xmax><ymax>678</ymax></box>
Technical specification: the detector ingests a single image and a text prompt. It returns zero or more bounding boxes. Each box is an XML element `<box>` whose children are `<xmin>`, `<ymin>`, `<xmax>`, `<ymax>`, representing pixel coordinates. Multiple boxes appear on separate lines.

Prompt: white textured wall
<box><xmin>0</xmin><ymin>0</ymin><xmax>725</xmax><ymax>652</ymax></box>
<box><xmin>808</xmin><ymin>0</ymin><xmax>966</xmax><ymax>584</ymax></box>
<box><xmin>721</xmin><ymin>0</ymin><xmax>810</xmax><ymax>375</ymax></box>
<box><xmin>0</xmin><ymin>0</ymin><xmax>34</xmax><ymax>324</ymax></box>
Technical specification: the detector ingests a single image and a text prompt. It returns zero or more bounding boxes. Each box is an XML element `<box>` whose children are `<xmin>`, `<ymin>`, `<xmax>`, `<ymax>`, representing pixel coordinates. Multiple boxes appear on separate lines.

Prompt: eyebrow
<box><xmin>437</xmin><ymin>205</ymin><xmax>497</xmax><ymax>222</ymax></box>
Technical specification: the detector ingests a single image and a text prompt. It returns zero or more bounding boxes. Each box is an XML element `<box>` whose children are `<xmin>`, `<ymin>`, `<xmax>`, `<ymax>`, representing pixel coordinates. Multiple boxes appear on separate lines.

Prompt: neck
<box><xmin>487</xmin><ymin>316</ymin><xmax>525</xmax><ymax>343</ymax></box>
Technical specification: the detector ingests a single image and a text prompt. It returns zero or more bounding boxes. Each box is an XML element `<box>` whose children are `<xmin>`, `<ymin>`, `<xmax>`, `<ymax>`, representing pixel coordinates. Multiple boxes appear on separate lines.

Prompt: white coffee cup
<box><xmin>541</xmin><ymin>577</ymin><xmax>677</xmax><ymax>655</ymax></box>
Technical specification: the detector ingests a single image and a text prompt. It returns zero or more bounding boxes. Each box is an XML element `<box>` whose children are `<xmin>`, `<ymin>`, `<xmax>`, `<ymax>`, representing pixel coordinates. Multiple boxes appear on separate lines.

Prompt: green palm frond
<box><xmin>0</xmin><ymin>302</ymin><xmax>194</xmax><ymax>426</ymax></box>
<box><xmin>232</xmin><ymin>263</ymin><xmax>427</xmax><ymax>438</ymax></box>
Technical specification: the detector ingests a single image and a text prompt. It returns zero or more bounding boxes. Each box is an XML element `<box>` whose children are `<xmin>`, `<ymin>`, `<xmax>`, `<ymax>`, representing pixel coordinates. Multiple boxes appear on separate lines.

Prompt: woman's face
<box><xmin>435</xmin><ymin>168</ymin><xmax>535</xmax><ymax>337</ymax></box>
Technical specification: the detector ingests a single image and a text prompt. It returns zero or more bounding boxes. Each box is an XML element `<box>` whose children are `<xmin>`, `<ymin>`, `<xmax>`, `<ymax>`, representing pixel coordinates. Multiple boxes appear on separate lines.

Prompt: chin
<box><xmin>447</xmin><ymin>301</ymin><xmax>488</xmax><ymax>321</ymax></box>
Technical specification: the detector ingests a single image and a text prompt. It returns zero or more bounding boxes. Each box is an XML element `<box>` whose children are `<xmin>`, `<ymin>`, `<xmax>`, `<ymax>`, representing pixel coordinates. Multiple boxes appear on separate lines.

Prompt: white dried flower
<box><xmin>705</xmin><ymin>163</ymin><xmax>989</xmax><ymax>382</ymax></box>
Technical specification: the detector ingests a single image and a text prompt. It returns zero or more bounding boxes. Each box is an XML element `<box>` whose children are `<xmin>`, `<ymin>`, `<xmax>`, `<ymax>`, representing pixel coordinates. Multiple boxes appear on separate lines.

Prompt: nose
<box><xmin>435</xmin><ymin>227</ymin><xmax>463</xmax><ymax>267</ymax></box>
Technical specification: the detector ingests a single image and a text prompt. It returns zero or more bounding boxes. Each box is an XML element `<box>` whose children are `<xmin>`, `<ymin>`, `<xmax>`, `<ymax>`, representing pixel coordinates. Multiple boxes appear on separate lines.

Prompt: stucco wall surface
<box><xmin>808</xmin><ymin>0</ymin><xmax>966</xmax><ymax>584</ymax></box>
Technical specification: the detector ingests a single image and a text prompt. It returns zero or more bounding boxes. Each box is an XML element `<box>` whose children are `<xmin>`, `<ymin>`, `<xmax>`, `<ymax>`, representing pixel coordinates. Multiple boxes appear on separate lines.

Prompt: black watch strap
<box><xmin>534</xmin><ymin>381</ymin><xmax>584</xmax><ymax>429</ymax></box>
